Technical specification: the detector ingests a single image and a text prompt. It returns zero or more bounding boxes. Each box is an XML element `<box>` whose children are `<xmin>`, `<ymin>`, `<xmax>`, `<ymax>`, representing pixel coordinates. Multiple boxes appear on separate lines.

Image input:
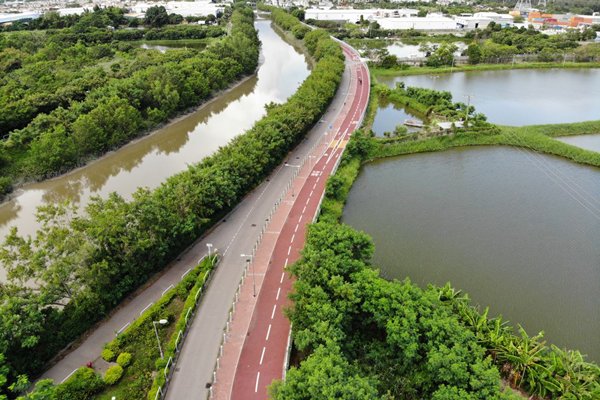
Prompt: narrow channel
<box><xmin>0</xmin><ymin>20</ymin><xmax>310</xmax><ymax>246</ymax></box>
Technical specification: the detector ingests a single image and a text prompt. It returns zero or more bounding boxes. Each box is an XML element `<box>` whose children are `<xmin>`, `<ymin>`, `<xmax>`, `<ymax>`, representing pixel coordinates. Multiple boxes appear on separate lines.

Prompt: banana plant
<box><xmin>547</xmin><ymin>345</ymin><xmax>600</xmax><ymax>399</ymax></box>
<box><xmin>497</xmin><ymin>325</ymin><xmax>549</xmax><ymax>391</ymax></box>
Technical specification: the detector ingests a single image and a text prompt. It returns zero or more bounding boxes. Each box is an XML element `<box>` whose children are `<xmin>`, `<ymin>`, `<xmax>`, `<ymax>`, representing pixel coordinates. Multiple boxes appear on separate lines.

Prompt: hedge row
<box><xmin>0</xmin><ymin>7</ymin><xmax>345</xmax><ymax>397</ymax></box>
<box><xmin>22</xmin><ymin>256</ymin><xmax>217</xmax><ymax>399</ymax></box>
<box><xmin>146</xmin><ymin>255</ymin><xmax>218</xmax><ymax>399</ymax></box>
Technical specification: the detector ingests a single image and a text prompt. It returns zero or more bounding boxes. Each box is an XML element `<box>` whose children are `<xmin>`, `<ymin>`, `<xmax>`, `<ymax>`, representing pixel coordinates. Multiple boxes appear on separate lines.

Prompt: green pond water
<box><xmin>343</xmin><ymin>146</ymin><xmax>600</xmax><ymax>361</ymax></box>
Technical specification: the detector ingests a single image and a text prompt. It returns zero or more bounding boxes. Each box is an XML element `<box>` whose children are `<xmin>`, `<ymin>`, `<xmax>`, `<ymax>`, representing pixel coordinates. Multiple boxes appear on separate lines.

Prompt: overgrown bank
<box><xmin>270</xmin><ymin>82</ymin><xmax>600</xmax><ymax>399</ymax></box>
<box><xmin>0</xmin><ymin>7</ymin><xmax>345</xmax><ymax>398</ymax></box>
<box><xmin>367</xmin><ymin>82</ymin><xmax>600</xmax><ymax>168</ymax></box>
<box><xmin>371</xmin><ymin>61</ymin><xmax>600</xmax><ymax>77</ymax></box>
<box><xmin>0</xmin><ymin>8</ymin><xmax>236</xmax><ymax>199</ymax></box>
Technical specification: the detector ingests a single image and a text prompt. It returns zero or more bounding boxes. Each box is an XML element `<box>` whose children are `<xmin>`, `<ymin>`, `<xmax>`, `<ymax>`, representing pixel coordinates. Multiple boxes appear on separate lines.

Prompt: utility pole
<box><xmin>514</xmin><ymin>0</ymin><xmax>532</xmax><ymax>12</ymax></box>
<box><xmin>464</xmin><ymin>94</ymin><xmax>473</xmax><ymax>127</ymax></box>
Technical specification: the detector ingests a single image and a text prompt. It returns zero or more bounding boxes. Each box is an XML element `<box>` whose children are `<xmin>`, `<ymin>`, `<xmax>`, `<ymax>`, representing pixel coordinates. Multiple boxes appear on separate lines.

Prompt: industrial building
<box><xmin>526</xmin><ymin>12</ymin><xmax>600</xmax><ymax>30</ymax></box>
<box><xmin>378</xmin><ymin>16</ymin><xmax>457</xmax><ymax>31</ymax></box>
<box><xmin>456</xmin><ymin>12</ymin><xmax>514</xmax><ymax>30</ymax></box>
<box><xmin>305</xmin><ymin>8</ymin><xmax>417</xmax><ymax>23</ymax></box>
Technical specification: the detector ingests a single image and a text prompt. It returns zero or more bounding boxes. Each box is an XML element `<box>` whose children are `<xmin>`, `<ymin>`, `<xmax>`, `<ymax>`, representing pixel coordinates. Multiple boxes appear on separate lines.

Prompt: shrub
<box><xmin>116</xmin><ymin>352</ymin><xmax>132</xmax><ymax>368</ymax></box>
<box><xmin>291</xmin><ymin>24</ymin><xmax>310</xmax><ymax>40</ymax></box>
<box><xmin>54</xmin><ymin>367</ymin><xmax>104</xmax><ymax>400</ymax></box>
<box><xmin>101</xmin><ymin>348</ymin><xmax>115</xmax><ymax>362</ymax></box>
<box><xmin>104</xmin><ymin>364</ymin><xmax>124</xmax><ymax>385</ymax></box>
<box><xmin>0</xmin><ymin>176</ymin><xmax>12</xmax><ymax>197</ymax></box>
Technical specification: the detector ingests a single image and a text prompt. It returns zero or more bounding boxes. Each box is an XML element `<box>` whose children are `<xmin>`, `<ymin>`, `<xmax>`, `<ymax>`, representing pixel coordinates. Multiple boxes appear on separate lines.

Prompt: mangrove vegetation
<box><xmin>0</xmin><ymin>6</ymin><xmax>345</xmax><ymax>397</ymax></box>
<box><xmin>0</xmin><ymin>7</ymin><xmax>230</xmax><ymax>198</ymax></box>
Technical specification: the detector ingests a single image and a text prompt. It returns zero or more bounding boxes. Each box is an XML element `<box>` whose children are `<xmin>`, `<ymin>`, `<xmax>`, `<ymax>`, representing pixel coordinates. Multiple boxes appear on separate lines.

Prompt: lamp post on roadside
<box><xmin>241</xmin><ymin>254</ymin><xmax>256</xmax><ymax>297</ymax></box>
<box><xmin>153</xmin><ymin>319</ymin><xmax>169</xmax><ymax>359</ymax></box>
<box><xmin>284</xmin><ymin>162</ymin><xmax>300</xmax><ymax>197</ymax></box>
<box><xmin>206</xmin><ymin>243</ymin><xmax>213</xmax><ymax>258</ymax></box>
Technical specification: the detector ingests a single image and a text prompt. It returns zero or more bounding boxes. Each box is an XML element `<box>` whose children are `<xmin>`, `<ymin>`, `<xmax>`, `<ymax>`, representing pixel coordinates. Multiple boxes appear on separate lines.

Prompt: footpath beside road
<box><xmin>211</xmin><ymin>44</ymin><xmax>370</xmax><ymax>400</ymax></box>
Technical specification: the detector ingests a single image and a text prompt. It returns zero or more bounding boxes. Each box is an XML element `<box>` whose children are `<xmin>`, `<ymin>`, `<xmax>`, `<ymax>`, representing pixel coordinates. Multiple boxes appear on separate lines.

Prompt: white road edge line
<box><xmin>280</xmin><ymin>272</ymin><xmax>285</xmax><ymax>283</ymax></box>
<box><xmin>61</xmin><ymin>369</ymin><xmax>78</xmax><ymax>384</ymax></box>
<box><xmin>139</xmin><ymin>302</ymin><xmax>153</xmax><ymax>316</ymax></box>
<box><xmin>260</xmin><ymin>346</ymin><xmax>266</xmax><ymax>365</ymax></box>
<box><xmin>161</xmin><ymin>284</ymin><xmax>174</xmax><ymax>296</ymax></box>
<box><xmin>255</xmin><ymin>372</ymin><xmax>261</xmax><ymax>393</ymax></box>
<box><xmin>181</xmin><ymin>268</ymin><xmax>192</xmax><ymax>279</ymax></box>
<box><xmin>271</xmin><ymin>304</ymin><xmax>277</xmax><ymax>319</ymax></box>
<box><xmin>276</xmin><ymin>287</ymin><xmax>281</xmax><ymax>301</ymax></box>
<box><xmin>117</xmin><ymin>322</ymin><xmax>130</xmax><ymax>335</ymax></box>
<box><xmin>266</xmin><ymin>324</ymin><xmax>272</xmax><ymax>341</ymax></box>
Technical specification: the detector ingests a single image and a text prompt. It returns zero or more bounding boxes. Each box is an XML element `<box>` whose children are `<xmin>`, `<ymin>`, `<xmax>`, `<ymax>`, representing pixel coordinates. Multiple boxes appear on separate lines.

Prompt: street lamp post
<box><xmin>284</xmin><ymin>162</ymin><xmax>300</xmax><ymax>197</ymax></box>
<box><xmin>241</xmin><ymin>254</ymin><xmax>256</xmax><ymax>297</ymax></box>
<box><xmin>153</xmin><ymin>319</ymin><xmax>168</xmax><ymax>359</ymax></box>
<box><xmin>206</xmin><ymin>243</ymin><xmax>213</xmax><ymax>258</ymax></box>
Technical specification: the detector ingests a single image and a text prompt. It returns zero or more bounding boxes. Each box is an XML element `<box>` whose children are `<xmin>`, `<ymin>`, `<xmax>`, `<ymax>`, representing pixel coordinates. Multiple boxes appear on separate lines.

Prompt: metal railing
<box><xmin>154</xmin><ymin>254</ymin><xmax>221</xmax><ymax>400</ymax></box>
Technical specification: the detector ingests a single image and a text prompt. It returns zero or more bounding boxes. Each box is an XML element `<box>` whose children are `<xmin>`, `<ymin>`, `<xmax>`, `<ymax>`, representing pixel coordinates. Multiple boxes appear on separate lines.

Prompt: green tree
<box><xmin>16</xmin><ymin>379</ymin><xmax>57</xmax><ymax>400</ymax></box>
<box><xmin>426</xmin><ymin>43</ymin><xmax>458</xmax><ymax>67</ymax></box>
<box><xmin>270</xmin><ymin>346</ymin><xmax>379</xmax><ymax>399</ymax></box>
<box><xmin>144</xmin><ymin>6</ymin><xmax>169</xmax><ymax>28</ymax></box>
<box><xmin>467</xmin><ymin>43</ymin><xmax>483</xmax><ymax>64</ymax></box>
<box><xmin>72</xmin><ymin>97</ymin><xmax>142</xmax><ymax>155</ymax></box>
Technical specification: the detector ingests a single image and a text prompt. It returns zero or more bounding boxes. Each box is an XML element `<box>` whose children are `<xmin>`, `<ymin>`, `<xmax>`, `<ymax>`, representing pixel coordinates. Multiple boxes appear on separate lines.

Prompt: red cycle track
<box><xmin>227</xmin><ymin>44</ymin><xmax>369</xmax><ymax>399</ymax></box>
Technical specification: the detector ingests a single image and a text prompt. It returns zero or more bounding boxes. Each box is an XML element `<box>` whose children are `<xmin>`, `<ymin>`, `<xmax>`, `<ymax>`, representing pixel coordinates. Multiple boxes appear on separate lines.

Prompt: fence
<box><xmin>205</xmin><ymin>110</ymin><xmax>333</xmax><ymax>399</ymax></box>
<box><xmin>153</xmin><ymin>253</ymin><xmax>221</xmax><ymax>400</ymax></box>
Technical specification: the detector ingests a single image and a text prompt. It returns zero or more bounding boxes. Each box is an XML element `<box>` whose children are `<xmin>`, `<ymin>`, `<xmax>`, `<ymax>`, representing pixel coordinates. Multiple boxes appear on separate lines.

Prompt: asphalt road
<box><xmin>162</xmin><ymin>45</ymin><xmax>363</xmax><ymax>400</ymax></box>
<box><xmin>40</xmin><ymin>40</ymin><xmax>344</xmax><ymax>392</ymax></box>
<box><xmin>228</xmin><ymin>44</ymin><xmax>370</xmax><ymax>400</ymax></box>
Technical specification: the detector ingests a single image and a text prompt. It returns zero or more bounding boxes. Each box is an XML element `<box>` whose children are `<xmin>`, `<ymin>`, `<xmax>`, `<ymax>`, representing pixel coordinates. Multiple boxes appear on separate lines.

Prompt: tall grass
<box><xmin>372</xmin><ymin>62</ymin><xmax>600</xmax><ymax>78</ymax></box>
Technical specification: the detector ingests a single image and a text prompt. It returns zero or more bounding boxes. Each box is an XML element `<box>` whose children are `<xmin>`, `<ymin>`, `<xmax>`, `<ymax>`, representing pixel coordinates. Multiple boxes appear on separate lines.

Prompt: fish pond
<box><xmin>377</xmin><ymin>69</ymin><xmax>600</xmax><ymax>125</ymax></box>
<box><xmin>343</xmin><ymin>146</ymin><xmax>600</xmax><ymax>361</ymax></box>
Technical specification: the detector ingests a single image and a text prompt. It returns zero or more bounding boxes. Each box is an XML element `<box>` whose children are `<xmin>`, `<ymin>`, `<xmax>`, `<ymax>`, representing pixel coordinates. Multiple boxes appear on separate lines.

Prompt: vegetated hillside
<box><xmin>0</xmin><ymin>6</ymin><xmax>345</xmax><ymax>399</ymax></box>
<box><xmin>0</xmin><ymin>7</ymin><xmax>227</xmax><ymax>198</ymax></box>
<box><xmin>543</xmin><ymin>0</ymin><xmax>600</xmax><ymax>13</ymax></box>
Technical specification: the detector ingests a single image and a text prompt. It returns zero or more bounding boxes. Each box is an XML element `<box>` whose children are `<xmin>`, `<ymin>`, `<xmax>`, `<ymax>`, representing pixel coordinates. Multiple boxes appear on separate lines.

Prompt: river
<box><xmin>0</xmin><ymin>20</ymin><xmax>310</xmax><ymax>250</ymax></box>
<box><xmin>377</xmin><ymin>69</ymin><xmax>600</xmax><ymax>125</ymax></box>
<box><xmin>343</xmin><ymin>147</ymin><xmax>600</xmax><ymax>361</ymax></box>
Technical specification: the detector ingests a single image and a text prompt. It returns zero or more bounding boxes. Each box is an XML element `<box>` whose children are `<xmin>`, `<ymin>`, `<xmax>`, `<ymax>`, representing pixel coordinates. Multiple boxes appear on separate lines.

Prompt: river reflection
<box><xmin>0</xmin><ymin>20</ymin><xmax>310</xmax><ymax>245</ymax></box>
<box><xmin>343</xmin><ymin>147</ymin><xmax>600</xmax><ymax>361</ymax></box>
